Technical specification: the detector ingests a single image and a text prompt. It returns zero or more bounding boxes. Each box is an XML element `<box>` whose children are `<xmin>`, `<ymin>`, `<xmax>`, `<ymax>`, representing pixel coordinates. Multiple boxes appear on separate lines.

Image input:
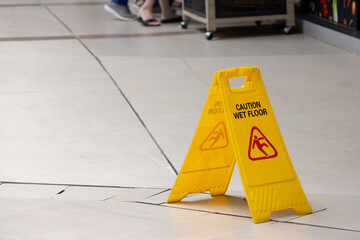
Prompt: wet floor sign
<box><xmin>167</xmin><ymin>67</ymin><xmax>312</xmax><ymax>223</ymax></box>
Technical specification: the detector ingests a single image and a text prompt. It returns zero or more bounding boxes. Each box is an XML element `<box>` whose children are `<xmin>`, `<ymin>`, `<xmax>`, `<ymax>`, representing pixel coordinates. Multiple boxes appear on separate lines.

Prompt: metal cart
<box><xmin>180</xmin><ymin>0</ymin><xmax>295</xmax><ymax>40</ymax></box>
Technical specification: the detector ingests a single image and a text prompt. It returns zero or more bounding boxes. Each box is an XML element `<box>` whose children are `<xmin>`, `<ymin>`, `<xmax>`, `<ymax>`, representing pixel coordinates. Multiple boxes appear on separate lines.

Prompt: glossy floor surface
<box><xmin>0</xmin><ymin>0</ymin><xmax>359</xmax><ymax>239</ymax></box>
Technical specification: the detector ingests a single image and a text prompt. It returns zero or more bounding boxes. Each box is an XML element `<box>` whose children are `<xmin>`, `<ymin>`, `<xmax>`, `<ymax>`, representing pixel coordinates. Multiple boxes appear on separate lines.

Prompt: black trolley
<box><xmin>180</xmin><ymin>0</ymin><xmax>295</xmax><ymax>40</ymax></box>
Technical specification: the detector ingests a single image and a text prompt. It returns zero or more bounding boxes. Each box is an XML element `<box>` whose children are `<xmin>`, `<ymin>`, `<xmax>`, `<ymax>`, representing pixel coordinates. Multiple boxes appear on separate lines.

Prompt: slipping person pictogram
<box><xmin>209</xmin><ymin>129</ymin><xmax>225</xmax><ymax>148</ymax></box>
<box><xmin>252</xmin><ymin>135</ymin><xmax>269</xmax><ymax>156</ymax></box>
<box><xmin>200</xmin><ymin>122</ymin><xmax>228</xmax><ymax>151</ymax></box>
<box><xmin>248</xmin><ymin>126</ymin><xmax>277</xmax><ymax>160</ymax></box>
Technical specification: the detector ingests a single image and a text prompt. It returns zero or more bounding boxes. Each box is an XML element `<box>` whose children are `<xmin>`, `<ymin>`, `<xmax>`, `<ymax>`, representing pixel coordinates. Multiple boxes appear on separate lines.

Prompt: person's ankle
<box><xmin>139</xmin><ymin>8</ymin><xmax>153</xmax><ymax>19</ymax></box>
<box><xmin>139</xmin><ymin>5</ymin><xmax>152</xmax><ymax>12</ymax></box>
<box><xmin>161</xmin><ymin>13</ymin><xmax>177</xmax><ymax>20</ymax></box>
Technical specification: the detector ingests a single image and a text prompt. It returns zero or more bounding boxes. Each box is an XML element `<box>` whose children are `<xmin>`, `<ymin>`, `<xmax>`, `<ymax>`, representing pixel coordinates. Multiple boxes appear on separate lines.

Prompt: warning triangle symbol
<box><xmin>200</xmin><ymin>121</ymin><xmax>229</xmax><ymax>151</ymax></box>
<box><xmin>248</xmin><ymin>126</ymin><xmax>277</xmax><ymax>160</ymax></box>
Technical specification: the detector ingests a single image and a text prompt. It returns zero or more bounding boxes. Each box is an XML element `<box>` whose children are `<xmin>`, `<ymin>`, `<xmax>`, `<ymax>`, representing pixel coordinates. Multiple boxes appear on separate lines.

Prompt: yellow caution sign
<box><xmin>167</xmin><ymin>66</ymin><xmax>312</xmax><ymax>223</ymax></box>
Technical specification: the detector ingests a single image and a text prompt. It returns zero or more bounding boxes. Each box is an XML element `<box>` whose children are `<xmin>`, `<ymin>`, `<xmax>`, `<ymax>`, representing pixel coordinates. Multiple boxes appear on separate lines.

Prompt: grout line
<box><xmin>178</xmin><ymin>57</ymin><xmax>210</xmax><ymax>87</ymax></box>
<box><xmin>0</xmin><ymin>2</ymin><xmax>105</xmax><ymax>7</ymax></box>
<box><xmin>102</xmin><ymin>193</ymin><xmax>121</xmax><ymax>202</ymax></box>
<box><xmin>280</xmin><ymin>208</ymin><xmax>327</xmax><ymax>223</ymax></box>
<box><xmin>0</xmin><ymin>181</ymin><xmax>169</xmax><ymax>192</ymax></box>
<box><xmin>143</xmin><ymin>189</ymin><xmax>171</xmax><ymax>200</ymax></box>
<box><xmin>136</xmin><ymin>201</ymin><xmax>360</xmax><ymax>233</ymax></box>
<box><xmin>102</xmin><ymin>188</ymin><xmax>171</xmax><ymax>202</ymax></box>
<box><xmin>0</xmin><ymin>4</ymin><xmax>42</xmax><ymax>7</ymax></box>
<box><xmin>283</xmin><ymin>221</ymin><xmax>360</xmax><ymax>233</ymax></box>
<box><xmin>137</xmin><ymin>201</ymin><xmax>253</xmax><ymax>219</ymax></box>
<box><xmin>42</xmin><ymin>2</ymin><xmax>179</xmax><ymax>176</ymax></box>
<box><xmin>40</xmin><ymin>2</ymin><xmax>106</xmax><ymax>6</ymax></box>
<box><xmin>42</xmin><ymin>4</ymin><xmax>74</xmax><ymax>34</ymax></box>
<box><xmin>0</xmin><ymin>31</ymin><xmax>198</xmax><ymax>42</ymax></box>
<box><xmin>0</xmin><ymin>36</ymin><xmax>75</xmax><ymax>42</ymax></box>
<box><xmin>136</xmin><ymin>201</ymin><xmax>168</xmax><ymax>206</ymax></box>
<box><xmin>0</xmin><ymin>181</ymin><xmax>136</xmax><ymax>189</ymax></box>
<box><xmin>78</xmin><ymin>31</ymin><xmax>199</xmax><ymax>39</ymax></box>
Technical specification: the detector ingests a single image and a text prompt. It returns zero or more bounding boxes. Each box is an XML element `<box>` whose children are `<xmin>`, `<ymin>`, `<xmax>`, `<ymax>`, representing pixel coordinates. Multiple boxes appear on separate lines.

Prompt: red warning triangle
<box><xmin>248</xmin><ymin>126</ymin><xmax>277</xmax><ymax>160</ymax></box>
<box><xmin>200</xmin><ymin>121</ymin><xmax>229</xmax><ymax>151</ymax></box>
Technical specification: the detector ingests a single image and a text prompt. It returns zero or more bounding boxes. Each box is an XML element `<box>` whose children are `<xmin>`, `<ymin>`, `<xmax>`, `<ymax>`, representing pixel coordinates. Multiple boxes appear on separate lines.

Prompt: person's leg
<box><xmin>158</xmin><ymin>0</ymin><xmax>180</xmax><ymax>21</ymax></box>
<box><xmin>104</xmin><ymin>0</ymin><xmax>137</xmax><ymax>21</ymax></box>
<box><xmin>171</xmin><ymin>0</ymin><xmax>182</xmax><ymax>8</ymax></box>
<box><xmin>138</xmin><ymin>0</ymin><xmax>160</xmax><ymax>26</ymax></box>
<box><xmin>174</xmin><ymin>0</ymin><xmax>182</xmax><ymax>6</ymax></box>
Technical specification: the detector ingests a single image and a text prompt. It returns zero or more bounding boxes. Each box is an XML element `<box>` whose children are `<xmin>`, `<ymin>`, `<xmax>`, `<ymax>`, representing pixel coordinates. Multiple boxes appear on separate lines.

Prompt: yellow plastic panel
<box><xmin>167</xmin><ymin>78</ymin><xmax>236</xmax><ymax>203</ymax></box>
<box><xmin>167</xmin><ymin>67</ymin><xmax>312</xmax><ymax>223</ymax></box>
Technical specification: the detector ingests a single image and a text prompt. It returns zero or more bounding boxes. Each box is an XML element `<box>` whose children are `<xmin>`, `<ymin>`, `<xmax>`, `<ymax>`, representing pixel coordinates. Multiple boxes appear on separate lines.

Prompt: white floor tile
<box><xmin>0</xmin><ymin>6</ymin><xmax>70</xmax><ymax>38</ymax></box>
<box><xmin>290</xmin><ymin>194</ymin><xmax>360</xmax><ymax>231</ymax></box>
<box><xmin>123</xmin><ymin>213</ymin><xmax>257</xmax><ymax>239</ymax></box>
<box><xmin>0</xmin><ymin>40</ymin><xmax>108</xmax><ymax>82</ymax></box>
<box><xmin>0</xmin><ymin>197</ymin><xmax>206</xmax><ymax>240</ymax></box>
<box><xmin>0</xmin><ymin>141</ymin><xmax>175</xmax><ymax>187</ymax></box>
<box><xmin>219</xmin><ymin>221</ymin><xmax>360</xmax><ymax>240</ymax></box>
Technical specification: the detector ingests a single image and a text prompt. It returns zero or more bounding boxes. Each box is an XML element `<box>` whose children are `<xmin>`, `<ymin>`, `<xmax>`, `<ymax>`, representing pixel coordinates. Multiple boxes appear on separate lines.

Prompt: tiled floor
<box><xmin>0</xmin><ymin>0</ymin><xmax>359</xmax><ymax>239</ymax></box>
